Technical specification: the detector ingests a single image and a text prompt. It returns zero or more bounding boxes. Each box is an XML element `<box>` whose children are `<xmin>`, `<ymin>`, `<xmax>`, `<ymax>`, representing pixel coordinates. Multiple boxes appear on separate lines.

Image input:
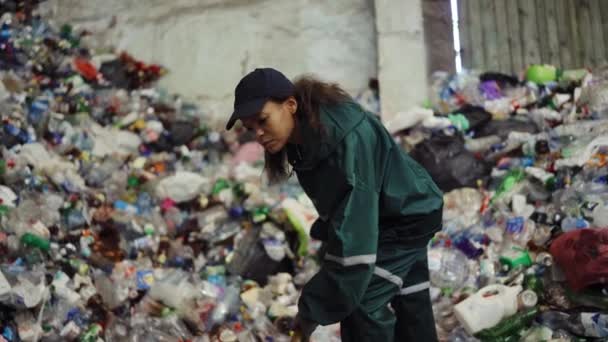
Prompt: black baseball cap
<box><xmin>225</xmin><ymin>68</ymin><xmax>295</xmax><ymax>130</ymax></box>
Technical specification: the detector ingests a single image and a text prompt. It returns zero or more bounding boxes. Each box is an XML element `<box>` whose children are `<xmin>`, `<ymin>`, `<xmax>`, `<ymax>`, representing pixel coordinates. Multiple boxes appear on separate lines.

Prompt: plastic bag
<box><xmin>550</xmin><ymin>229</ymin><xmax>608</xmax><ymax>291</ymax></box>
<box><xmin>476</xmin><ymin>118</ymin><xmax>539</xmax><ymax>139</ymax></box>
<box><xmin>410</xmin><ymin>134</ymin><xmax>490</xmax><ymax>192</ymax></box>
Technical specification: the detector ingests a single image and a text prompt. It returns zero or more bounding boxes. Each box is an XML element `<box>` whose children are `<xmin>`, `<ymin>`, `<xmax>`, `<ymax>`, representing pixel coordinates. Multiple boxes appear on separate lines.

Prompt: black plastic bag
<box><xmin>99</xmin><ymin>59</ymin><xmax>130</xmax><ymax>89</ymax></box>
<box><xmin>227</xmin><ymin>227</ymin><xmax>293</xmax><ymax>285</ymax></box>
<box><xmin>454</xmin><ymin>105</ymin><xmax>492</xmax><ymax>132</ymax></box>
<box><xmin>475</xmin><ymin>118</ymin><xmax>538</xmax><ymax>139</ymax></box>
<box><xmin>410</xmin><ymin>134</ymin><xmax>490</xmax><ymax>192</ymax></box>
<box><xmin>170</xmin><ymin>120</ymin><xmax>197</xmax><ymax>146</ymax></box>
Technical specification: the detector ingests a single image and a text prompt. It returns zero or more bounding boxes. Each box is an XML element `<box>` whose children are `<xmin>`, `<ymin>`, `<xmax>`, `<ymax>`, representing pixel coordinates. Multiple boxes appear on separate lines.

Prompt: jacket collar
<box><xmin>287</xmin><ymin>101</ymin><xmax>366</xmax><ymax>170</ymax></box>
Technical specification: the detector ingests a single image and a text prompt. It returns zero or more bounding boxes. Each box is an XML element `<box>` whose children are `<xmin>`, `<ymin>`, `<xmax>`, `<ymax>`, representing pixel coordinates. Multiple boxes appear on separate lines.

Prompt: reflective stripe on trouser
<box><xmin>339</xmin><ymin>246</ymin><xmax>438</xmax><ymax>342</ymax></box>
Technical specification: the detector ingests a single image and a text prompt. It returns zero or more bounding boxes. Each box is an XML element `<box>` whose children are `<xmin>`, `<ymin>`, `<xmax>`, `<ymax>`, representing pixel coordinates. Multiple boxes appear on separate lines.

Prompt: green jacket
<box><xmin>286</xmin><ymin>101</ymin><xmax>443</xmax><ymax>325</ymax></box>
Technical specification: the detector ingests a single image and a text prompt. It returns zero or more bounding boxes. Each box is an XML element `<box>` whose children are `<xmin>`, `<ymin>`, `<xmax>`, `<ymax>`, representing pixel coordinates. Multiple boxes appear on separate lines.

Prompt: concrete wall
<box><xmin>375</xmin><ymin>0</ymin><xmax>429</xmax><ymax>122</ymax></box>
<box><xmin>423</xmin><ymin>0</ymin><xmax>455</xmax><ymax>74</ymax></box>
<box><xmin>39</xmin><ymin>0</ymin><xmax>378</xmax><ymax>127</ymax></box>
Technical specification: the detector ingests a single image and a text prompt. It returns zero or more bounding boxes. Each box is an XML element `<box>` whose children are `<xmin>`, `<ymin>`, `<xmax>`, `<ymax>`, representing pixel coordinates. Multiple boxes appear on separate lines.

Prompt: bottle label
<box><xmin>506</xmin><ymin>217</ymin><xmax>524</xmax><ymax>234</ymax></box>
<box><xmin>136</xmin><ymin>270</ymin><xmax>155</xmax><ymax>290</ymax></box>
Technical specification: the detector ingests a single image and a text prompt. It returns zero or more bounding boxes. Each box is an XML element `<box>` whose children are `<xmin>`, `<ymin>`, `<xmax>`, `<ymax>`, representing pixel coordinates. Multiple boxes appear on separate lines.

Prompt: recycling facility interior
<box><xmin>0</xmin><ymin>0</ymin><xmax>608</xmax><ymax>341</ymax></box>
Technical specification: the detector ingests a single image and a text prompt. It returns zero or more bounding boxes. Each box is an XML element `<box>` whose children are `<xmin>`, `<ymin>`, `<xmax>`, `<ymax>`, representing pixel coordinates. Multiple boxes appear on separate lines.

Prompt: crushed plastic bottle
<box><xmin>428</xmin><ymin>247</ymin><xmax>470</xmax><ymax>290</ymax></box>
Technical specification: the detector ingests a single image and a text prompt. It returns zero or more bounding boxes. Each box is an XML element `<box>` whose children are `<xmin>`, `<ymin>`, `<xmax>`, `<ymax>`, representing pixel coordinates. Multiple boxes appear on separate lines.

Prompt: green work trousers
<box><xmin>339</xmin><ymin>244</ymin><xmax>438</xmax><ymax>342</ymax></box>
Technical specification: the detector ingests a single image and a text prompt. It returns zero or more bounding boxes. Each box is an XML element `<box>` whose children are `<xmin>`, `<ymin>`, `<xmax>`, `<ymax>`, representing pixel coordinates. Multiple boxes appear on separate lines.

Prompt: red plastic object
<box><xmin>549</xmin><ymin>228</ymin><xmax>608</xmax><ymax>291</ymax></box>
<box><xmin>73</xmin><ymin>57</ymin><xmax>99</xmax><ymax>81</ymax></box>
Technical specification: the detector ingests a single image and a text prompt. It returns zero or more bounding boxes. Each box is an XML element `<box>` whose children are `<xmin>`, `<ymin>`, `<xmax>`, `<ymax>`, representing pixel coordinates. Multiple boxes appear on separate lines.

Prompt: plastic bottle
<box><xmin>447</xmin><ymin>326</ymin><xmax>481</xmax><ymax>342</ymax></box>
<box><xmin>526</xmin><ymin>65</ymin><xmax>558</xmax><ymax>84</ymax></box>
<box><xmin>474</xmin><ymin>308</ymin><xmax>538</xmax><ymax>341</ymax></box>
<box><xmin>453</xmin><ymin>236</ymin><xmax>484</xmax><ymax>259</ymax></box>
<box><xmin>252</xmin><ymin>206</ymin><xmax>270</xmax><ymax>223</ymax></box>
<box><xmin>454</xmin><ymin>284</ymin><xmax>524</xmax><ymax>334</ymax></box>
<box><xmin>427</xmin><ymin>247</ymin><xmax>470</xmax><ymax>290</ymax></box>
<box><xmin>64</xmin><ymin>209</ymin><xmax>87</xmax><ymax>230</ymax></box>
<box><xmin>465</xmin><ymin>136</ymin><xmax>502</xmax><ymax>153</ymax></box>
<box><xmin>560</xmin><ymin>216</ymin><xmax>589</xmax><ymax>232</ymax></box>
<box><xmin>20</xmin><ymin>233</ymin><xmax>50</xmax><ymax>252</ymax></box>
<box><xmin>210</xmin><ymin>284</ymin><xmax>241</xmax><ymax>328</ymax></box>
<box><xmin>149</xmin><ymin>270</ymin><xmax>199</xmax><ymax>309</ymax></box>
<box><xmin>523</xmin><ymin>273</ymin><xmax>543</xmax><ymax>295</ymax></box>
<box><xmin>113</xmin><ymin>200</ymin><xmax>139</xmax><ymax>216</ymax></box>
<box><xmin>591</xmin><ymin>202</ymin><xmax>608</xmax><ymax>227</ymax></box>
<box><xmin>517</xmin><ymin>290</ymin><xmax>538</xmax><ymax>308</ymax></box>
<box><xmin>538</xmin><ymin>311</ymin><xmax>608</xmax><ymax>338</ymax></box>
<box><xmin>499</xmin><ymin>246</ymin><xmax>532</xmax><ymax>272</ymax></box>
<box><xmin>496</xmin><ymin>157</ymin><xmax>534</xmax><ymax>171</ymax></box>
<box><xmin>93</xmin><ymin>271</ymin><xmax>128</xmax><ymax>310</ymax></box>
<box><xmin>492</xmin><ymin>169</ymin><xmax>526</xmax><ymax>202</ymax></box>
<box><xmin>519</xmin><ymin>326</ymin><xmax>555</xmax><ymax>342</ymax></box>
<box><xmin>163</xmin><ymin>206</ymin><xmax>184</xmax><ymax>234</ymax></box>
<box><xmin>81</xmin><ymin>323</ymin><xmax>103</xmax><ymax>342</ymax></box>
<box><xmin>525</xmin><ymin>167</ymin><xmax>556</xmax><ymax>190</ymax></box>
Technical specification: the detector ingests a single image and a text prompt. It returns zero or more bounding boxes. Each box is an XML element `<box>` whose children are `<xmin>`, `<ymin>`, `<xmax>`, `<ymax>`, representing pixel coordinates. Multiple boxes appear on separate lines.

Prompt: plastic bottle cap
<box><xmin>535</xmin><ymin>252</ymin><xmax>553</xmax><ymax>267</ymax></box>
<box><xmin>519</xmin><ymin>290</ymin><xmax>538</xmax><ymax>308</ymax></box>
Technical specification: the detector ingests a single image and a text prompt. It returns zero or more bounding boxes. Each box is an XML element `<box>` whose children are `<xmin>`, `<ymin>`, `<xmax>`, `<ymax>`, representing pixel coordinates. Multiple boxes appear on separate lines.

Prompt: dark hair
<box><xmin>264</xmin><ymin>75</ymin><xmax>351</xmax><ymax>184</ymax></box>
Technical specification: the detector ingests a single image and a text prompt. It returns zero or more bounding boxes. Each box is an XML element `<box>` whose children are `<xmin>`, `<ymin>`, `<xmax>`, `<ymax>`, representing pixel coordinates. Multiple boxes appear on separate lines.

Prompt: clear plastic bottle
<box><xmin>465</xmin><ymin>135</ymin><xmax>502</xmax><ymax>152</ymax></box>
<box><xmin>92</xmin><ymin>270</ymin><xmax>128</xmax><ymax>310</ymax></box>
<box><xmin>592</xmin><ymin>202</ymin><xmax>608</xmax><ymax>227</ymax></box>
<box><xmin>209</xmin><ymin>284</ymin><xmax>240</xmax><ymax>328</ymax></box>
<box><xmin>428</xmin><ymin>247</ymin><xmax>470</xmax><ymax>290</ymax></box>
<box><xmin>448</xmin><ymin>327</ymin><xmax>480</xmax><ymax>342</ymax></box>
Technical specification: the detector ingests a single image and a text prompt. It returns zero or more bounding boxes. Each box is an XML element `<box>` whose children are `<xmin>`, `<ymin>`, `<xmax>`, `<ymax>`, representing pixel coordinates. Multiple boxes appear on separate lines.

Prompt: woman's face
<box><xmin>241</xmin><ymin>97</ymin><xmax>297</xmax><ymax>154</ymax></box>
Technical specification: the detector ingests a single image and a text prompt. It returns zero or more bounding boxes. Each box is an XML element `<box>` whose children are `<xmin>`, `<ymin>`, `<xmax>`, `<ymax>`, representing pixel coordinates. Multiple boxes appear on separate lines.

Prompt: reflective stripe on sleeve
<box><xmin>324</xmin><ymin>253</ymin><xmax>377</xmax><ymax>266</ymax></box>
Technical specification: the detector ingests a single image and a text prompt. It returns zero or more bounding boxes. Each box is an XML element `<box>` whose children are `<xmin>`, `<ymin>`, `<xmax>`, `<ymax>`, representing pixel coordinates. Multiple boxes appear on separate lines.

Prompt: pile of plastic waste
<box><xmin>386</xmin><ymin>66</ymin><xmax>608</xmax><ymax>341</ymax></box>
<box><xmin>2</xmin><ymin>2</ymin><xmax>608</xmax><ymax>341</ymax></box>
<box><xmin>0</xmin><ymin>3</ymin><xmax>345</xmax><ymax>341</ymax></box>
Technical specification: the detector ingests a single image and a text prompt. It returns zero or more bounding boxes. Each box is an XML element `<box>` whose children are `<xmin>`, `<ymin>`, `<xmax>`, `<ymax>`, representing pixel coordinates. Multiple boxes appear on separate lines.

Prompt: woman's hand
<box><xmin>291</xmin><ymin>315</ymin><xmax>318</xmax><ymax>342</ymax></box>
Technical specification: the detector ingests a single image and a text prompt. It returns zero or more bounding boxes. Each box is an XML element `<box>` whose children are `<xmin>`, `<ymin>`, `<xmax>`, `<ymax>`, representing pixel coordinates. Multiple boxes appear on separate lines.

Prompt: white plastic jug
<box><xmin>454</xmin><ymin>284</ymin><xmax>522</xmax><ymax>334</ymax></box>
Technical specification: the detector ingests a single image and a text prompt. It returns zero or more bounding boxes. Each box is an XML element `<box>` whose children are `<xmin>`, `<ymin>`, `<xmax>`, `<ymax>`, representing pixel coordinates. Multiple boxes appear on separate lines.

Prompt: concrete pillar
<box><xmin>375</xmin><ymin>0</ymin><xmax>428</xmax><ymax>123</ymax></box>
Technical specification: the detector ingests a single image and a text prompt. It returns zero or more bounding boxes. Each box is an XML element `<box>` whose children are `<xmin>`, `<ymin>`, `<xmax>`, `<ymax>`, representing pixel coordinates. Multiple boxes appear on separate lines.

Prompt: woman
<box><xmin>226</xmin><ymin>68</ymin><xmax>443</xmax><ymax>342</ymax></box>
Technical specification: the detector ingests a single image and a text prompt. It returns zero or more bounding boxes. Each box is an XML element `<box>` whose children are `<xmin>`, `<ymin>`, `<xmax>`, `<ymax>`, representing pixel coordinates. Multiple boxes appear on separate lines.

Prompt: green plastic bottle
<box><xmin>526</xmin><ymin>65</ymin><xmax>558</xmax><ymax>84</ymax></box>
<box><xmin>448</xmin><ymin>113</ymin><xmax>470</xmax><ymax>131</ymax></box>
<box><xmin>492</xmin><ymin>169</ymin><xmax>525</xmax><ymax>202</ymax></box>
<box><xmin>80</xmin><ymin>323</ymin><xmax>102</xmax><ymax>342</ymax></box>
<box><xmin>252</xmin><ymin>206</ymin><xmax>270</xmax><ymax>223</ymax></box>
<box><xmin>20</xmin><ymin>233</ymin><xmax>50</xmax><ymax>252</ymax></box>
<box><xmin>475</xmin><ymin>308</ymin><xmax>539</xmax><ymax>341</ymax></box>
<box><xmin>212</xmin><ymin>178</ymin><xmax>231</xmax><ymax>195</ymax></box>
<box><xmin>0</xmin><ymin>205</ymin><xmax>9</xmax><ymax>217</ymax></box>
<box><xmin>499</xmin><ymin>246</ymin><xmax>532</xmax><ymax>271</ymax></box>
<box><xmin>523</xmin><ymin>273</ymin><xmax>543</xmax><ymax>295</ymax></box>
<box><xmin>127</xmin><ymin>175</ymin><xmax>140</xmax><ymax>188</ymax></box>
